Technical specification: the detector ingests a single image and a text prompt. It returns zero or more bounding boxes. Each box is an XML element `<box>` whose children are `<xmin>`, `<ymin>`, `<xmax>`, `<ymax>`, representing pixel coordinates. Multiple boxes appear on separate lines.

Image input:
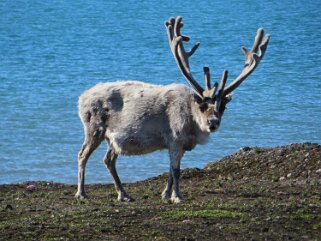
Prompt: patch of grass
<box><xmin>294</xmin><ymin>210</ymin><xmax>321</xmax><ymax>221</ymax></box>
<box><xmin>216</xmin><ymin>203</ymin><xmax>242</xmax><ymax>211</ymax></box>
<box><xmin>253</xmin><ymin>147</ymin><xmax>263</xmax><ymax>154</ymax></box>
<box><xmin>300</xmin><ymin>214</ymin><xmax>317</xmax><ymax>220</ymax></box>
<box><xmin>162</xmin><ymin>209</ymin><xmax>245</xmax><ymax>219</ymax></box>
<box><xmin>272</xmin><ymin>176</ymin><xmax>279</xmax><ymax>182</ymax></box>
<box><xmin>313</xmin><ymin>222</ymin><xmax>321</xmax><ymax>229</ymax></box>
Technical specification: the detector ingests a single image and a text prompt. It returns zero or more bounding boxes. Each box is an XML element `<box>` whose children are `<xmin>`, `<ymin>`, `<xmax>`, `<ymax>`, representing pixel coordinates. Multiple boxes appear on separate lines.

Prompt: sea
<box><xmin>1</xmin><ymin>0</ymin><xmax>320</xmax><ymax>184</ymax></box>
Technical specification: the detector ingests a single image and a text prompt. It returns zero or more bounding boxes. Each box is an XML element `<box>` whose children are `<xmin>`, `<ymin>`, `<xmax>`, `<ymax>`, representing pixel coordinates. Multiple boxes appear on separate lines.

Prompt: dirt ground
<box><xmin>1</xmin><ymin>143</ymin><xmax>321</xmax><ymax>240</ymax></box>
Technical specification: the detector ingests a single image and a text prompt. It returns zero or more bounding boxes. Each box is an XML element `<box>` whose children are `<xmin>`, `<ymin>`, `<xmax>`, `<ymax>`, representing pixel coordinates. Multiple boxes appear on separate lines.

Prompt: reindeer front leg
<box><xmin>161</xmin><ymin>168</ymin><xmax>173</xmax><ymax>201</ymax></box>
<box><xmin>163</xmin><ymin>146</ymin><xmax>184</xmax><ymax>203</ymax></box>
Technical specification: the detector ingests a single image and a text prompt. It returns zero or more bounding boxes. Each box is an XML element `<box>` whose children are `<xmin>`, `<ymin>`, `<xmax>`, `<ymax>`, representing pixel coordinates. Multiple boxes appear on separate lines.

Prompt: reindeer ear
<box><xmin>223</xmin><ymin>94</ymin><xmax>232</xmax><ymax>104</ymax></box>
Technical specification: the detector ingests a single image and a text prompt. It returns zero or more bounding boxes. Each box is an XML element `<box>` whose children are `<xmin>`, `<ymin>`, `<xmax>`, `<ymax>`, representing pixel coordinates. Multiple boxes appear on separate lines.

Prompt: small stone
<box><xmin>279</xmin><ymin>176</ymin><xmax>286</xmax><ymax>181</ymax></box>
<box><xmin>277</xmin><ymin>149</ymin><xmax>286</xmax><ymax>156</ymax></box>
<box><xmin>287</xmin><ymin>173</ymin><xmax>292</xmax><ymax>178</ymax></box>
<box><xmin>30</xmin><ymin>221</ymin><xmax>39</xmax><ymax>226</ymax></box>
<box><xmin>182</xmin><ymin>219</ymin><xmax>191</xmax><ymax>223</ymax></box>
<box><xmin>240</xmin><ymin>147</ymin><xmax>251</xmax><ymax>152</ymax></box>
<box><xmin>227</xmin><ymin>175</ymin><xmax>234</xmax><ymax>181</ymax></box>
<box><xmin>26</xmin><ymin>185</ymin><xmax>37</xmax><ymax>191</ymax></box>
<box><xmin>316</xmin><ymin>169</ymin><xmax>321</xmax><ymax>174</ymax></box>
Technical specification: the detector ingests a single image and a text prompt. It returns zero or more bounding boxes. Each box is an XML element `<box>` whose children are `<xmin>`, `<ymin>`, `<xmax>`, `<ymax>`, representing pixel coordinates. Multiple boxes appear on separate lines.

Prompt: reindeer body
<box><xmin>76</xmin><ymin>81</ymin><xmax>212</xmax><ymax>203</ymax></box>
<box><xmin>75</xmin><ymin>16</ymin><xmax>269</xmax><ymax>203</ymax></box>
<box><xmin>78</xmin><ymin>81</ymin><xmax>209</xmax><ymax>156</ymax></box>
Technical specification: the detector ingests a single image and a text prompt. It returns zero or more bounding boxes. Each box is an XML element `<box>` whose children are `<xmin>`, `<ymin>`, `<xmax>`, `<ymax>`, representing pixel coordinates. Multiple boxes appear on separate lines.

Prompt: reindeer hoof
<box><xmin>171</xmin><ymin>193</ymin><xmax>184</xmax><ymax>204</ymax></box>
<box><xmin>161</xmin><ymin>190</ymin><xmax>171</xmax><ymax>202</ymax></box>
<box><xmin>118</xmin><ymin>193</ymin><xmax>134</xmax><ymax>202</ymax></box>
<box><xmin>75</xmin><ymin>192</ymin><xmax>87</xmax><ymax>200</ymax></box>
<box><xmin>170</xmin><ymin>191</ymin><xmax>184</xmax><ymax>203</ymax></box>
<box><xmin>171</xmin><ymin>196</ymin><xmax>184</xmax><ymax>204</ymax></box>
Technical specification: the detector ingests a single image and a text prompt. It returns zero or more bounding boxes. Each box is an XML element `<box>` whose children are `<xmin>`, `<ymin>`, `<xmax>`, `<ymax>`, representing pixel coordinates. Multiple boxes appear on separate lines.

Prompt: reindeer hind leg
<box><xmin>103</xmin><ymin>147</ymin><xmax>134</xmax><ymax>202</ymax></box>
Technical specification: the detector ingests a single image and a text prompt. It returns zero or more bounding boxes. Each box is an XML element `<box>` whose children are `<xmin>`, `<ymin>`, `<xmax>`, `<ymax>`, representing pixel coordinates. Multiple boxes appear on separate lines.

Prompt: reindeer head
<box><xmin>165</xmin><ymin>17</ymin><xmax>269</xmax><ymax>132</ymax></box>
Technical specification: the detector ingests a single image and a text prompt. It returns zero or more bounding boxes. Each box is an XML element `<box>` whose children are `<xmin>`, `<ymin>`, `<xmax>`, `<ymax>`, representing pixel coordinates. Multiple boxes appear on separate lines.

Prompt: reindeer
<box><xmin>75</xmin><ymin>16</ymin><xmax>269</xmax><ymax>203</ymax></box>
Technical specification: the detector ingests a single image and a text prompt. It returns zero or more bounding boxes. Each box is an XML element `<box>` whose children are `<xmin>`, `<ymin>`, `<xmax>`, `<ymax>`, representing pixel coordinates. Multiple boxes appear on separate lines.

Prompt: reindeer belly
<box><xmin>106</xmin><ymin>128</ymin><xmax>168</xmax><ymax>156</ymax></box>
<box><xmin>111</xmin><ymin>134</ymin><xmax>166</xmax><ymax>155</ymax></box>
<box><xmin>120</xmin><ymin>136</ymin><xmax>166</xmax><ymax>155</ymax></box>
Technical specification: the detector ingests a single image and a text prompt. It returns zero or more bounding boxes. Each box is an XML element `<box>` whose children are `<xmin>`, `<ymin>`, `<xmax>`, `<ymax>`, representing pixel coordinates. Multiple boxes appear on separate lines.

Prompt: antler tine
<box><xmin>203</xmin><ymin>66</ymin><xmax>219</xmax><ymax>99</ymax></box>
<box><xmin>212</xmin><ymin>82</ymin><xmax>218</xmax><ymax>97</ymax></box>
<box><xmin>241</xmin><ymin>28</ymin><xmax>264</xmax><ymax>67</ymax></box>
<box><xmin>250</xmin><ymin>28</ymin><xmax>264</xmax><ymax>53</ymax></box>
<box><xmin>218</xmin><ymin>70</ymin><xmax>228</xmax><ymax>98</ymax></box>
<box><xmin>204</xmin><ymin>66</ymin><xmax>211</xmax><ymax>90</ymax></box>
<box><xmin>165</xmin><ymin>18</ymin><xmax>175</xmax><ymax>43</ymax></box>
<box><xmin>203</xmin><ymin>66</ymin><xmax>228</xmax><ymax>100</ymax></box>
<box><xmin>165</xmin><ymin>16</ymin><xmax>204</xmax><ymax>97</ymax></box>
<box><xmin>173</xmin><ymin>17</ymin><xmax>185</xmax><ymax>40</ymax></box>
<box><xmin>223</xmin><ymin>28</ymin><xmax>270</xmax><ymax>96</ymax></box>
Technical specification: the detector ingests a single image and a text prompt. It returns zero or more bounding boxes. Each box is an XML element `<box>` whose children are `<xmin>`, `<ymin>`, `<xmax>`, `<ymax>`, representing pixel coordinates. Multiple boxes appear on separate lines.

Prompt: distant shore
<box><xmin>1</xmin><ymin>143</ymin><xmax>321</xmax><ymax>240</ymax></box>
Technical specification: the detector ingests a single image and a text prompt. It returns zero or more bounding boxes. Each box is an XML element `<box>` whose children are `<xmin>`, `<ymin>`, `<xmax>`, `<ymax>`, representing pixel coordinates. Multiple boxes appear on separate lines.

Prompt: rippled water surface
<box><xmin>1</xmin><ymin>0</ymin><xmax>320</xmax><ymax>184</ymax></box>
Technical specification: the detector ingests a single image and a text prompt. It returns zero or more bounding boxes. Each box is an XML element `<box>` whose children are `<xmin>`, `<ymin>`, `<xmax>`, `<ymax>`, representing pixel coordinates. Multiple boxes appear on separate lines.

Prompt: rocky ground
<box><xmin>1</xmin><ymin>143</ymin><xmax>321</xmax><ymax>240</ymax></box>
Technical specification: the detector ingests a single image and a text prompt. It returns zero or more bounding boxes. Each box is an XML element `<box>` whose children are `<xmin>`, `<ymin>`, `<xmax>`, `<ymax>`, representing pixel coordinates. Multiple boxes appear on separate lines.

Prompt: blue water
<box><xmin>1</xmin><ymin>0</ymin><xmax>320</xmax><ymax>184</ymax></box>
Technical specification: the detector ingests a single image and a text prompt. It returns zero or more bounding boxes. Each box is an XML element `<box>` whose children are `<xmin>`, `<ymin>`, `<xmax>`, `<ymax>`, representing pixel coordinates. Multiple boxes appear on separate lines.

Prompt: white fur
<box><xmin>75</xmin><ymin>81</ymin><xmax>221</xmax><ymax>203</ymax></box>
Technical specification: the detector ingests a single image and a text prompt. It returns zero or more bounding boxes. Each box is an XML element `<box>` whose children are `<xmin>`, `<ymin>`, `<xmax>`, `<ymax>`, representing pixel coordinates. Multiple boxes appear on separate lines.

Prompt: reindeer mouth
<box><xmin>209</xmin><ymin>126</ymin><xmax>218</xmax><ymax>132</ymax></box>
<box><xmin>208</xmin><ymin>119</ymin><xmax>220</xmax><ymax>132</ymax></box>
<box><xmin>209</xmin><ymin>123</ymin><xmax>220</xmax><ymax>132</ymax></box>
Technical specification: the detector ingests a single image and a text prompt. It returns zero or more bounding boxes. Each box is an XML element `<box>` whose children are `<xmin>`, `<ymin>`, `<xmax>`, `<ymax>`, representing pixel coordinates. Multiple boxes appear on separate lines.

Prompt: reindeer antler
<box><xmin>165</xmin><ymin>17</ymin><xmax>204</xmax><ymax>97</ymax></box>
<box><xmin>222</xmin><ymin>28</ymin><xmax>270</xmax><ymax>96</ymax></box>
<box><xmin>165</xmin><ymin>16</ymin><xmax>270</xmax><ymax>101</ymax></box>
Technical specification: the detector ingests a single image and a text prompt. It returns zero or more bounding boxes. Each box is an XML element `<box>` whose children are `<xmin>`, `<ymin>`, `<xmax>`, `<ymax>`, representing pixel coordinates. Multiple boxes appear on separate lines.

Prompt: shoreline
<box><xmin>1</xmin><ymin>143</ymin><xmax>321</xmax><ymax>240</ymax></box>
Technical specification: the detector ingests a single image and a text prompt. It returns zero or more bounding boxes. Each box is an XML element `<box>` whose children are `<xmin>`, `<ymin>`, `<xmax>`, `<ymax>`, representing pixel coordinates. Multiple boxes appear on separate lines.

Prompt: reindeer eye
<box><xmin>199</xmin><ymin>102</ymin><xmax>208</xmax><ymax>112</ymax></box>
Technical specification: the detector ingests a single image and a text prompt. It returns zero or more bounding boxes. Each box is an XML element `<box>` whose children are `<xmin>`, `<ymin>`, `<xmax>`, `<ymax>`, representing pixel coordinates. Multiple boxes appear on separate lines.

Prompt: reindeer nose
<box><xmin>208</xmin><ymin>118</ymin><xmax>220</xmax><ymax>131</ymax></box>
